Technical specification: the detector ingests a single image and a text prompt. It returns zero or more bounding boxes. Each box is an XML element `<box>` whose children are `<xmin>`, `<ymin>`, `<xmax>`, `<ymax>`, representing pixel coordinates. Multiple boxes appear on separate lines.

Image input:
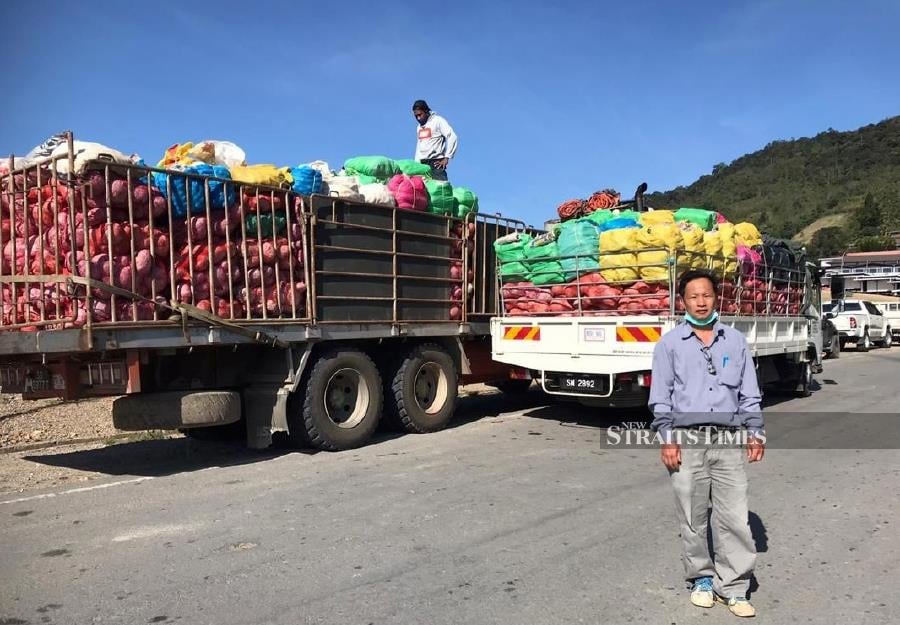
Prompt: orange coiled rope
<box><xmin>557</xmin><ymin>199</ymin><xmax>586</xmax><ymax>221</ymax></box>
<box><xmin>584</xmin><ymin>189</ymin><xmax>620</xmax><ymax>214</ymax></box>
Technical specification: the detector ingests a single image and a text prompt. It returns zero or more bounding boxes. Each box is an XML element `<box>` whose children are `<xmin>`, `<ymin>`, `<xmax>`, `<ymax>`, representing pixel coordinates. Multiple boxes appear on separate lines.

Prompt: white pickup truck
<box><xmin>874</xmin><ymin>302</ymin><xmax>900</xmax><ymax>342</ymax></box>
<box><xmin>823</xmin><ymin>299</ymin><xmax>893</xmax><ymax>351</ymax></box>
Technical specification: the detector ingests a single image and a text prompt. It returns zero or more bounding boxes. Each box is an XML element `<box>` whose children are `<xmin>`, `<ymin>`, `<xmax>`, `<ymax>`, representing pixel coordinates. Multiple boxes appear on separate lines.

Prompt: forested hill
<box><xmin>645</xmin><ymin>116</ymin><xmax>900</xmax><ymax>253</ymax></box>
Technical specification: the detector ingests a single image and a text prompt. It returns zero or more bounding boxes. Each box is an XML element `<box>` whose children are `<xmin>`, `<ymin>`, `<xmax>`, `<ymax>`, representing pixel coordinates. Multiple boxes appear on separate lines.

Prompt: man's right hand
<box><xmin>661</xmin><ymin>443</ymin><xmax>681</xmax><ymax>470</ymax></box>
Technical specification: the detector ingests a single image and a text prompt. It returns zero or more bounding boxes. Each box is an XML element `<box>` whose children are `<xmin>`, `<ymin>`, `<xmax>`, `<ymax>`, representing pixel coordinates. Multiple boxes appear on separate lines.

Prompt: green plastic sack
<box><xmin>245</xmin><ymin>213</ymin><xmax>286</xmax><ymax>237</ymax></box>
<box><xmin>395</xmin><ymin>159</ymin><xmax>433</xmax><ymax>177</ymax></box>
<box><xmin>558</xmin><ymin>220</ymin><xmax>601</xmax><ymax>280</ymax></box>
<box><xmin>493</xmin><ymin>233</ymin><xmax>533</xmax><ymax>282</ymax></box>
<box><xmin>523</xmin><ymin>236</ymin><xmax>564</xmax><ymax>285</ymax></box>
<box><xmin>675</xmin><ymin>207</ymin><xmax>716</xmax><ymax>231</ymax></box>
<box><xmin>452</xmin><ymin>186</ymin><xmax>479</xmax><ymax>218</ymax></box>
<box><xmin>343</xmin><ymin>156</ymin><xmax>398</xmax><ymax>181</ymax></box>
<box><xmin>584</xmin><ymin>210</ymin><xmax>614</xmax><ymax>227</ymax></box>
<box><xmin>425</xmin><ymin>179</ymin><xmax>456</xmax><ymax>215</ymax></box>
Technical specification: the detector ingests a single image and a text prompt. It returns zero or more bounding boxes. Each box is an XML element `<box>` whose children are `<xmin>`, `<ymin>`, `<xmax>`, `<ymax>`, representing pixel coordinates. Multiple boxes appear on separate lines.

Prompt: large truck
<box><xmin>490</xmin><ymin>204</ymin><xmax>826</xmax><ymax>406</ymax></box>
<box><xmin>0</xmin><ymin>134</ymin><xmax>532</xmax><ymax>450</ymax></box>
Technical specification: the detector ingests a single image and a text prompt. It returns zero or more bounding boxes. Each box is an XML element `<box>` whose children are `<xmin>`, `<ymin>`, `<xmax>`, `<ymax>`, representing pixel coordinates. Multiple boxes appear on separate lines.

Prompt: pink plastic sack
<box><xmin>387</xmin><ymin>174</ymin><xmax>427</xmax><ymax>211</ymax></box>
<box><xmin>737</xmin><ymin>244</ymin><xmax>762</xmax><ymax>276</ymax></box>
<box><xmin>715</xmin><ymin>212</ymin><xmax>729</xmax><ymax>224</ymax></box>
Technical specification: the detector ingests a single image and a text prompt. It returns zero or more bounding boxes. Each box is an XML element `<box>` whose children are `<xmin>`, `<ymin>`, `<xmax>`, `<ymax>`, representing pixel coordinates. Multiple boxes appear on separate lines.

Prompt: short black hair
<box><xmin>412</xmin><ymin>99</ymin><xmax>430</xmax><ymax>112</ymax></box>
<box><xmin>677</xmin><ymin>269</ymin><xmax>720</xmax><ymax>297</ymax></box>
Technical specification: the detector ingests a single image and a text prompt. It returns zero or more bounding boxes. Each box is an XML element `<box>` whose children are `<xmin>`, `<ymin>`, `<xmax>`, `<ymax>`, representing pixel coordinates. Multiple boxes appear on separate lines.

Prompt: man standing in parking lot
<box><xmin>649</xmin><ymin>269</ymin><xmax>765</xmax><ymax>618</ymax></box>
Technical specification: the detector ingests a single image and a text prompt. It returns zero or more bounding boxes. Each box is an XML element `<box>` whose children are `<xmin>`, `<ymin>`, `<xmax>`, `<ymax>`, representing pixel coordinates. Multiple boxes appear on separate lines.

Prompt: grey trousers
<box><xmin>669</xmin><ymin>444</ymin><xmax>756</xmax><ymax>598</ymax></box>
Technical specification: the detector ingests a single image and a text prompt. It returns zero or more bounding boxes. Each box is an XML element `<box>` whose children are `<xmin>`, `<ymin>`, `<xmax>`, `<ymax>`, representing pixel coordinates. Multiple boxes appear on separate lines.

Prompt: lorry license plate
<box><xmin>562</xmin><ymin>376</ymin><xmax>598</xmax><ymax>390</ymax></box>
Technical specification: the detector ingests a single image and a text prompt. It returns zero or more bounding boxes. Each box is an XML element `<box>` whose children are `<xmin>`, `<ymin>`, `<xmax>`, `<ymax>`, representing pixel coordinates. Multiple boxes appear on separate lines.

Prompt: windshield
<box><xmin>823</xmin><ymin>303</ymin><xmax>833</xmax><ymax>313</ymax></box>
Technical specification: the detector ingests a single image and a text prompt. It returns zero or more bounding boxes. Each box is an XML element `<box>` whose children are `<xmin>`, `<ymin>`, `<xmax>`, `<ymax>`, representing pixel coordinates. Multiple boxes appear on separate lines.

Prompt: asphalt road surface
<box><xmin>3</xmin><ymin>348</ymin><xmax>899</xmax><ymax>625</ymax></box>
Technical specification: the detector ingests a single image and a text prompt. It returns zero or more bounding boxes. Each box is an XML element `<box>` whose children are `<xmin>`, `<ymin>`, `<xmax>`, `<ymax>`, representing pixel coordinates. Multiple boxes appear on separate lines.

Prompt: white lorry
<box><xmin>490</xmin><ymin>234</ymin><xmax>825</xmax><ymax>405</ymax></box>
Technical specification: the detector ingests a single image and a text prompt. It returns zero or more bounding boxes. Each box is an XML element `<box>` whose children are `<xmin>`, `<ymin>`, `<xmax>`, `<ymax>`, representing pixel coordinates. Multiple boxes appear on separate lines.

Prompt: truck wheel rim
<box><xmin>325</xmin><ymin>368</ymin><xmax>368</xmax><ymax>428</ymax></box>
<box><xmin>414</xmin><ymin>362</ymin><xmax>448</xmax><ymax>415</ymax></box>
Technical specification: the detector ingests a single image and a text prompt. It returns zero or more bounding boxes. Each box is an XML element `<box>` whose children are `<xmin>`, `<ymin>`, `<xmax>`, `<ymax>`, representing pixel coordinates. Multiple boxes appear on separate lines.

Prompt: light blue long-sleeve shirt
<box><xmin>649</xmin><ymin>321</ymin><xmax>763</xmax><ymax>441</ymax></box>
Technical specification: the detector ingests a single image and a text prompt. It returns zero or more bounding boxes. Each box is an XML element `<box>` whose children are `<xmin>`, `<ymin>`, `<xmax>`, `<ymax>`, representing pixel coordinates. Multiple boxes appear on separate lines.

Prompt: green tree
<box><xmin>850</xmin><ymin>193</ymin><xmax>882</xmax><ymax>237</ymax></box>
<box><xmin>808</xmin><ymin>227</ymin><xmax>848</xmax><ymax>258</ymax></box>
<box><xmin>855</xmin><ymin>235</ymin><xmax>896</xmax><ymax>252</ymax></box>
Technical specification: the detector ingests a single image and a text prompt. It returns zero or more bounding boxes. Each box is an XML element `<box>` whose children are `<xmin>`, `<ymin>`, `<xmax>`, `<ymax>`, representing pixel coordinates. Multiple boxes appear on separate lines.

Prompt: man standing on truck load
<box><xmin>648</xmin><ymin>269</ymin><xmax>765</xmax><ymax>618</ymax></box>
<box><xmin>412</xmin><ymin>99</ymin><xmax>458</xmax><ymax>181</ymax></box>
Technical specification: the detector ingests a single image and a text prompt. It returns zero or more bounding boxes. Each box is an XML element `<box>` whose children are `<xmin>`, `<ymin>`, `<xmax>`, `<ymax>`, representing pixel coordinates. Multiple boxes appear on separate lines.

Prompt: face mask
<box><xmin>684</xmin><ymin>310</ymin><xmax>718</xmax><ymax>327</ymax></box>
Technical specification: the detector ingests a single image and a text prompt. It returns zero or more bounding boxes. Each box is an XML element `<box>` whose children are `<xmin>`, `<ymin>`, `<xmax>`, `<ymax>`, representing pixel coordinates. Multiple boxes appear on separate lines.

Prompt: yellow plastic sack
<box><xmin>230</xmin><ymin>164</ymin><xmax>293</xmax><ymax>187</ymax></box>
<box><xmin>718</xmin><ymin>223</ymin><xmax>739</xmax><ymax>275</ymax></box>
<box><xmin>638</xmin><ymin>209</ymin><xmax>675</xmax><ymax>227</ymax></box>
<box><xmin>703</xmin><ymin>231</ymin><xmax>725</xmax><ymax>276</ymax></box>
<box><xmin>734</xmin><ymin>222</ymin><xmax>763</xmax><ymax>248</ymax></box>
<box><xmin>599</xmin><ymin>228</ymin><xmax>639</xmax><ymax>283</ymax></box>
<box><xmin>636</xmin><ymin>224</ymin><xmax>681</xmax><ymax>281</ymax></box>
<box><xmin>678</xmin><ymin>223</ymin><xmax>706</xmax><ymax>270</ymax></box>
<box><xmin>157</xmin><ymin>142</ymin><xmax>195</xmax><ymax>168</ymax></box>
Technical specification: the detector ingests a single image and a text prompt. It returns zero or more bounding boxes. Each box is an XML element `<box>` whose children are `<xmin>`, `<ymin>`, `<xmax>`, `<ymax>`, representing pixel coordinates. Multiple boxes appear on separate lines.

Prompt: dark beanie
<box><xmin>412</xmin><ymin>99</ymin><xmax>430</xmax><ymax>112</ymax></box>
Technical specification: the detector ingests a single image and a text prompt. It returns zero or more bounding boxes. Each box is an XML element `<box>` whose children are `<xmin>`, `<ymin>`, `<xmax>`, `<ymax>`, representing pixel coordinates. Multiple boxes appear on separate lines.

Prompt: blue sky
<box><xmin>2</xmin><ymin>0</ymin><xmax>898</xmax><ymax>227</ymax></box>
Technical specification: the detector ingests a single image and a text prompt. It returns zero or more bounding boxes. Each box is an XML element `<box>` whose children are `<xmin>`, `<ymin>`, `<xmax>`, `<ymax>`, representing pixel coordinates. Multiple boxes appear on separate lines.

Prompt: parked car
<box><xmin>873</xmin><ymin>302</ymin><xmax>900</xmax><ymax>342</ymax></box>
<box><xmin>823</xmin><ymin>299</ymin><xmax>893</xmax><ymax>351</ymax></box>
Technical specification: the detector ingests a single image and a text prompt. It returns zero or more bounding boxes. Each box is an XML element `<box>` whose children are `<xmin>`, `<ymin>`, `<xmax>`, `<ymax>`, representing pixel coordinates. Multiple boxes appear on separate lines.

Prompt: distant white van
<box><xmin>874</xmin><ymin>302</ymin><xmax>900</xmax><ymax>339</ymax></box>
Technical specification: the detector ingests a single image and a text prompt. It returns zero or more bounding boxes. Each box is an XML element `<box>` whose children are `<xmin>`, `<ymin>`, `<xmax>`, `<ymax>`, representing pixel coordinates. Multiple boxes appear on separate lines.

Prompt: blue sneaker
<box><xmin>690</xmin><ymin>577</ymin><xmax>714</xmax><ymax>608</ymax></box>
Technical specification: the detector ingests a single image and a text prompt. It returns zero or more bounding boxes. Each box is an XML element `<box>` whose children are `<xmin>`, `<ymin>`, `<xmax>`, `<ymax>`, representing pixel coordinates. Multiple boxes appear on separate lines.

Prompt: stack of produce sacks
<box><xmin>338</xmin><ymin>156</ymin><xmax>397</xmax><ymax>205</ymax></box>
<box><xmin>448</xmin><ymin>221</ymin><xmax>477</xmax><ymax>320</ymax></box>
<box><xmin>1</xmin><ymin>172</ymin><xmax>171</xmax><ymax>326</ymax></box>
<box><xmin>239</xmin><ymin>183</ymin><xmax>306</xmax><ymax>319</ymax></box>
<box><xmin>170</xmin><ymin>205</ymin><xmax>243</xmax><ymax>319</ymax></box>
<box><xmin>495</xmin><ymin>203</ymin><xmax>800</xmax><ymax>318</ymax></box>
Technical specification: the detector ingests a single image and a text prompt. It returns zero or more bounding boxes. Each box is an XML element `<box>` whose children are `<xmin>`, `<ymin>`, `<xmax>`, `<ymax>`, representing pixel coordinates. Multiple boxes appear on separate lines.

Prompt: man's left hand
<box><xmin>434</xmin><ymin>158</ymin><xmax>449</xmax><ymax>170</ymax></box>
<box><xmin>747</xmin><ymin>435</ymin><xmax>765</xmax><ymax>463</ymax></box>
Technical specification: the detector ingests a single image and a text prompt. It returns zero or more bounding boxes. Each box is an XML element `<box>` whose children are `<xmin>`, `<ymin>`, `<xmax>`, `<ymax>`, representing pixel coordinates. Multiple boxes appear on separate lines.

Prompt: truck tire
<box><xmin>112</xmin><ymin>391</ymin><xmax>241</xmax><ymax>431</ymax></box>
<box><xmin>828</xmin><ymin>335</ymin><xmax>840</xmax><ymax>359</ymax></box>
<box><xmin>877</xmin><ymin>327</ymin><xmax>893</xmax><ymax>348</ymax></box>
<box><xmin>296</xmin><ymin>348</ymin><xmax>383</xmax><ymax>451</ymax></box>
<box><xmin>858</xmin><ymin>329</ymin><xmax>871</xmax><ymax>352</ymax></box>
<box><xmin>386</xmin><ymin>343</ymin><xmax>458</xmax><ymax>433</ymax></box>
<box><xmin>795</xmin><ymin>361</ymin><xmax>812</xmax><ymax>397</ymax></box>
